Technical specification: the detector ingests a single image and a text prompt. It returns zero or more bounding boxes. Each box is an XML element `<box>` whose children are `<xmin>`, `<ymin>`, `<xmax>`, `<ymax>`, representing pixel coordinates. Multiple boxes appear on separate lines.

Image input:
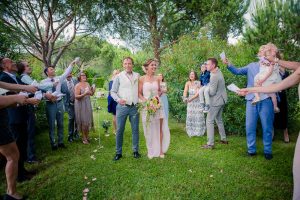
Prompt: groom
<box><xmin>111</xmin><ymin>57</ymin><xmax>140</xmax><ymax>161</ymax></box>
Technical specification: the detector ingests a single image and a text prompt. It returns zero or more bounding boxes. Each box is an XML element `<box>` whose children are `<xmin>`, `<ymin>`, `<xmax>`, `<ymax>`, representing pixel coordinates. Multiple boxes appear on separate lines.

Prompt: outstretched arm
<box><xmin>223</xmin><ymin>58</ymin><xmax>248</xmax><ymax>75</ymax></box>
<box><xmin>0</xmin><ymin>81</ymin><xmax>37</xmax><ymax>93</ymax></box>
<box><xmin>266</xmin><ymin>56</ymin><xmax>300</xmax><ymax>71</ymax></box>
<box><xmin>239</xmin><ymin>67</ymin><xmax>300</xmax><ymax>94</ymax></box>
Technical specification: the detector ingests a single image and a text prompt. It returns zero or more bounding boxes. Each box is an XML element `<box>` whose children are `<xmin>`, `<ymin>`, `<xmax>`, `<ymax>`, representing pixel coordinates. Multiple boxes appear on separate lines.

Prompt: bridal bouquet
<box><xmin>138</xmin><ymin>95</ymin><xmax>161</xmax><ymax>123</ymax></box>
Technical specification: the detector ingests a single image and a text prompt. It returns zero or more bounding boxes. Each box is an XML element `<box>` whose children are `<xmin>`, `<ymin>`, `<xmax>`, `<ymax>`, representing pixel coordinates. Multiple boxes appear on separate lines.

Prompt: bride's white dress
<box><xmin>141</xmin><ymin>81</ymin><xmax>170</xmax><ymax>158</ymax></box>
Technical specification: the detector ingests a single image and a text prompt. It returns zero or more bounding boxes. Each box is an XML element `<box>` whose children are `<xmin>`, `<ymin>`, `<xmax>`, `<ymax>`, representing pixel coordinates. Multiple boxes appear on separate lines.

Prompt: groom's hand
<box><xmin>118</xmin><ymin>99</ymin><xmax>126</xmax><ymax>105</ymax></box>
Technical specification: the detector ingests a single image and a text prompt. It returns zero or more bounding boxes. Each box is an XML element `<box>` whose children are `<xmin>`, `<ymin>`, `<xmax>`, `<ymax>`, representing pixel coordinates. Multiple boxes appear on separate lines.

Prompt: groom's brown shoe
<box><xmin>113</xmin><ymin>154</ymin><xmax>122</xmax><ymax>161</ymax></box>
<box><xmin>133</xmin><ymin>152</ymin><xmax>141</xmax><ymax>158</ymax></box>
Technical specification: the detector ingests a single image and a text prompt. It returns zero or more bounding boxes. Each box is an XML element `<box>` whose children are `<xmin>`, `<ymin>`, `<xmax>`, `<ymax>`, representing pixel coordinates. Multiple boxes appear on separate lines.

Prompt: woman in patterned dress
<box><xmin>183</xmin><ymin>70</ymin><xmax>206</xmax><ymax>137</ymax></box>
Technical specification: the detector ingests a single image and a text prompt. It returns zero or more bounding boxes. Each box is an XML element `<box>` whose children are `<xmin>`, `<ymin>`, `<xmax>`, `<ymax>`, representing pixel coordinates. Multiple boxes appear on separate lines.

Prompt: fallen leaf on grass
<box><xmin>93</xmin><ymin>149</ymin><xmax>98</xmax><ymax>153</ymax></box>
<box><xmin>83</xmin><ymin>188</ymin><xmax>89</xmax><ymax>193</ymax></box>
<box><xmin>210</xmin><ymin>175</ymin><xmax>213</xmax><ymax>178</ymax></box>
<box><xmin>84</xmin><ymin>176</ymin><xmax>88</xmax><ymax>180</ymax></box>
<box><xmin>92</xmin><ymin>178</ymin><xmax>97</xmax><ymax>181</ymax></box>
<box><xmin>87</xmin><ymin>182</ymin><xmax>90</xmax><ymax>185</ymax></box>
<box><xmin>188</xmin><ymin>169</ymin><xmax>193</xmax><ymax>173</ymax></box>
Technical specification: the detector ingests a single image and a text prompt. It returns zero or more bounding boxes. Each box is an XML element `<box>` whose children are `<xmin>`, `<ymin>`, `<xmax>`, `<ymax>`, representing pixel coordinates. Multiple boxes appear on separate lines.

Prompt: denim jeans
<box><xmin>27</xmin><ymin>105</ymin><xmax>36</xmax><ymax>160</ymax></box>
<box><xmin>46</xmin><ymin>100</ymin><xmax>64</xmax><ymax>146</ymax></box>
<box><xmin>246</xmin><ymin>98</ymin><xmax>274</xmax><ymax>154</ymax></box>
<box><xmin>116</xmin><ymin>104</ymin><xmax>139</xmax><ymax>154</ymax></box>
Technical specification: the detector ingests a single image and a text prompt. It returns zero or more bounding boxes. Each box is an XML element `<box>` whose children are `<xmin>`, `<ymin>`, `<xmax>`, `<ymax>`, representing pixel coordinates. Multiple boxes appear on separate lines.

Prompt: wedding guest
<box><xmin>62</xmin><ymin>73</ymin><xmax>79</xmax><ymax>142</ymax></box>
<box><xmin>107</xmin><ymin>69</ymin><xmax>119</xmax><ymax>134</ymax></box>
<box><xmin>0</xmin><ymin>77</ymin><xmax>37</xmax><ymax>200</ymax></box>
<box><xmin>223</xmin><ymin>43</ymin><xmax>277</xmax><ymax>160</ymax></box>
<box><xmin>183</xmin><ymin>70</ymin><xmax>206</xmax><ymax>137</ymax></box>
<box><xmin>239</xmin><ymin>59</ymin><xmax>299</xmax><ymax>200</ymax></box>
<box><xmin>139</xmin><ymin>60</ymin><xmax>170</xmax><ymax>159</ymax></box>
<box><xmin>199</xmin><ymin>63</ymin><xmax>211</xmax><ymax>113</ymax></box>
<box><xmin>17</xmin><ymin>61</ymin><xmax>45</xmax><ymax>163</ymax></box>
<box><xmin>201</xmin><ymin>58</ymin><xmax>228</xmax><ymax>149</ymax></box>
<box><xmin>157</xmin><ymin>73</ymin><xmax>169</xmax><ymax>121</ymax></box>
<box><xmin>110</xmin><ymin>57</ymin><xmax>140</xmax><ymax>161</ymax></box>
<box><xmin>273</xmin><ymin>66</ymin><xmax>290</xmax><ymax>143</ymax></box>
<box><xmin>40</xmin><ymin>60</ymin><xmax>76</xmax><ymax>150</ymax></box>
<box><xmin>74</xmin><ymin>71</ymin><xmax>95</xmax><ymax>144</ymax></box>
<box><xmin>0</xmin><ymin>58</ymin><xmax>40</xmax><ymax>182</ymax></box>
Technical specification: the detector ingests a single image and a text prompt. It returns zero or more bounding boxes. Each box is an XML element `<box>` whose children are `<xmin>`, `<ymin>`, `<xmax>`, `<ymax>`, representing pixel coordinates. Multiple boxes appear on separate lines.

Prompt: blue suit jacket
<box><xmin>61</xmin><ymin>78</ymin><xmax>78</xmax><ymax>109</ymax></box>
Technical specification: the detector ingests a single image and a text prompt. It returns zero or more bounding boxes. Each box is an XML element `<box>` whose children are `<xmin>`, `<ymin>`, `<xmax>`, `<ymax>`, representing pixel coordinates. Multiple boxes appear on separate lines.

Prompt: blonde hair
<box><xmin>258</xmin><ymin>43</ymin><xmax>279</xmax><ymax>57</ymax></box>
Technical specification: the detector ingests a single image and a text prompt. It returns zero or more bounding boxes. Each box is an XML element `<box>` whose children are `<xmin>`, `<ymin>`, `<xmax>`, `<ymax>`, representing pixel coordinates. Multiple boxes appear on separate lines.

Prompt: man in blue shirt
<box><xmin>223</xmin><ymin>55</ymin><xmax>274</xmax><ymax>160</ymax></box>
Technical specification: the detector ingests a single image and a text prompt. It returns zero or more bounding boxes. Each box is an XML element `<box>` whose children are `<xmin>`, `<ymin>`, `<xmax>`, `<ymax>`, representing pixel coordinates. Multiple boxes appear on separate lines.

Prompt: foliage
<box><xmin>160</xmin><ymin>33</ymin><xmax>299</xmax><ymax>134</ymax></box>
<box><xmin>102</xmin><ymin>0</ymin><xmax>196</xmax><ymax>61</ymax></box>
<box><xmin>243</xmin><ymin>0</ymin><xmax>300</xmax><ymax>61</ymax></box>
<box><xmin>176</xmin><ymin>0</ymin><xmax>250</xmax><ymax>40</ymax></box>
<box><xmin>0</xmin><ymin>99</ymin><xmax>295</xmax><ymax>199</ymax></box>
<box><xmin>0</xmin><ymin>0</ymin><xmax>111</xmax><ymax>67</ymax></box>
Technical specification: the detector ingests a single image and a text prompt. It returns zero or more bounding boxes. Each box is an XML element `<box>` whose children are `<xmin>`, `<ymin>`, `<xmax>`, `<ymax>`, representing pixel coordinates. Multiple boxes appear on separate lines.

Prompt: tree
<box><xmin>243</xmin><ymin>0</ymin><xmax>300</xmax><ymax>60</ymax></box>
<box><xmin>103</xmin><ymin>0</ymin><xmax>196</xmax><ymax>62</ymax></box>
<box><xmin>176</xmin><ymin>0</ymin><xmax>250</xmax><ymax>40</ymax></box>
<box><xmin>0</xmin><ymin>0</ymin><xmax>111</xmax><ymax>67</ymax></box>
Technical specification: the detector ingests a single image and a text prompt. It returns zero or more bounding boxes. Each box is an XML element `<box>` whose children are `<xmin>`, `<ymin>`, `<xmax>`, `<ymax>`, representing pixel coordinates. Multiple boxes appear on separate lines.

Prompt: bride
<box><xmin>138</xmin><ymin>59</ymin><xmax>170</xmax><ymax>159</ymax></box>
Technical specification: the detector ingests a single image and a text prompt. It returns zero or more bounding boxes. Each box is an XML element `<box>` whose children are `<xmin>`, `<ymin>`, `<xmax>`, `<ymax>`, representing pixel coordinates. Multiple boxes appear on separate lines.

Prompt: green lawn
<box><xmin>0</xmin><ymin>99</ymin><xmax>296</xmax><ymax>200</ymax></box>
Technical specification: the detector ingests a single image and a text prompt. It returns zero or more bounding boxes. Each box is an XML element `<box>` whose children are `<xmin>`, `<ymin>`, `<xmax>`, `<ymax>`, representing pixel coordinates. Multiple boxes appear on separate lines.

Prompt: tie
<box><xmin>51</xmin><ymin>78</ymin><xmax>56</xmax><ymax>92</ymax></box>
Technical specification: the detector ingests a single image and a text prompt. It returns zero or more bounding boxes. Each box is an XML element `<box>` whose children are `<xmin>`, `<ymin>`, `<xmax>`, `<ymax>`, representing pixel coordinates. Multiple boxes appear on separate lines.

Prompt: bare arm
<box><xmin>239</xmin><ymin>67</ymin><xmax>300</xmax><ymax>94</ymax></box>
<box><xmin>266</xmin><ymin>56</ymin><xmax>300</xmax><ymax>71</ymax></box>
<box><xmin>183</xmin><ymin>82</ymin><xmax>189</xmax><ymax>98</ymax></box>
<box><xmin>0</xmin><ymin>95</ymin><xmax>27</xmax><ymax>109</ymax></box>
<box><xmin>0</xmin><ymin>81</ymin><xmax>37</xmax><ymax>93</ymax></box>
<box><xmin>138</xmin><ymin>77</ymin><xmax>147</xmax><ymax>102</ymax></box>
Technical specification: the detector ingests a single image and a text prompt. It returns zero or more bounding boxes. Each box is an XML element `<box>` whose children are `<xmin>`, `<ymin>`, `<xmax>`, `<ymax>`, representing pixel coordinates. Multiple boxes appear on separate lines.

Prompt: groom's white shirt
<box><xmin>111</xmin><ymin>70</ymin><xmax>139</xmax><ymax>105</ymax></box>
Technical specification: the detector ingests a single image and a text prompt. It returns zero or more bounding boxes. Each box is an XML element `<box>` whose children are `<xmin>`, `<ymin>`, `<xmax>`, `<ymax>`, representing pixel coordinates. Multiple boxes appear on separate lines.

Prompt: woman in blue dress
<box><xmin>107</xmin><ymin>70</ymin><xmax>119</xmax><ymax>134</ymax></box>
<box><xmin>157</xmin><ymin>73</ymin><xmax>169</xmax><ymax>122</ymax></box>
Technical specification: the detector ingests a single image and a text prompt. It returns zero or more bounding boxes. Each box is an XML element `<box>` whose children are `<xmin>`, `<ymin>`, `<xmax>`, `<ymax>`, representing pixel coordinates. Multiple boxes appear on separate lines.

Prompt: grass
<box><xmin>0</xmin><ymin>99</ymin><xmax>296</xmax><ymax>200</ymax></box>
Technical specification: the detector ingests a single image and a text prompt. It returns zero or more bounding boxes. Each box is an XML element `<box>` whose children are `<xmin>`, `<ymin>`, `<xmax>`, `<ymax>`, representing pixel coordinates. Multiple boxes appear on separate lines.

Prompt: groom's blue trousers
<box><xmin>116</xmin><ymin>104</ymin><xmax>139</xmax><ymax>154</ymax></box>
<box><xmin>246</xmin><ymin>98</ymin><xmax>274</xmax><ymax>154</ymax></box>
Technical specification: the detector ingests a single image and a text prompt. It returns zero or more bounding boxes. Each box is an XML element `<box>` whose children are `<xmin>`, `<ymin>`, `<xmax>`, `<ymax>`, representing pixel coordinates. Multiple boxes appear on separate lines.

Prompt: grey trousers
<box><xmin>46</xmin><ymin>100</ymin><xmax>64</xmax><ymax>146</ymax></box>
<box><xmin>206</xmin><ymin>105</ymin><xmax>226</xmax><ymax>145</ymax></box>
<box><xmin>293</xmin><ymin>134</ymin><xmax>300</xmax><ymax>200</ymax></box>
<box><xmin>116</xmin><ymin>104</ymin><xmax>139</xmax><ymax>154</ymax></box>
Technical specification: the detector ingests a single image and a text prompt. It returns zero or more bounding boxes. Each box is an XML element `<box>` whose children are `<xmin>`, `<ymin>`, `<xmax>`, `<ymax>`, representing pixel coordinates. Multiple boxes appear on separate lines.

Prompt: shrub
<box><xmin>160</xmin><ymin>34</ymin><xmax>300</xmax><ymax>135</ymax></box>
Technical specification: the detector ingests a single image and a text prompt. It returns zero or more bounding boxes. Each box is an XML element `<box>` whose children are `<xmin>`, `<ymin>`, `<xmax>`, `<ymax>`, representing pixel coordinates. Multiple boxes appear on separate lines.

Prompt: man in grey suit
<box><xmin>202</xmin><ymin>58</ymin><xmax>228</xmax><ymax>149</ymax></box>
<box><xmin>61</xmin><ymin>73</ymin><xmax>79</xmax><ymax>142</ymax></box>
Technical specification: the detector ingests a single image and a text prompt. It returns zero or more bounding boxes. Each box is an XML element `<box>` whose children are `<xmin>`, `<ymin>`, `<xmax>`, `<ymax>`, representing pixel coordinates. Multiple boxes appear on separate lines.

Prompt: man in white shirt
<box><xmin>41</xmin><ymin>60</ymin><xmax>76</xmax><ymax>150</ymax></box>
<box><xmin>111</xmin><ymin>57</ymin><xmax>140</xmax><ymax>161</ymax></box>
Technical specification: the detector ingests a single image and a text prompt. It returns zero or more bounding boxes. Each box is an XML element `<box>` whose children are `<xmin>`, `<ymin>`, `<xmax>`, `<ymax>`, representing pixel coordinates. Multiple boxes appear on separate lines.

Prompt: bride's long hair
<box><xmin>142</xmin><ymin>58</ymin><xmax>157</xmax><ymax>73</ymax></box>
